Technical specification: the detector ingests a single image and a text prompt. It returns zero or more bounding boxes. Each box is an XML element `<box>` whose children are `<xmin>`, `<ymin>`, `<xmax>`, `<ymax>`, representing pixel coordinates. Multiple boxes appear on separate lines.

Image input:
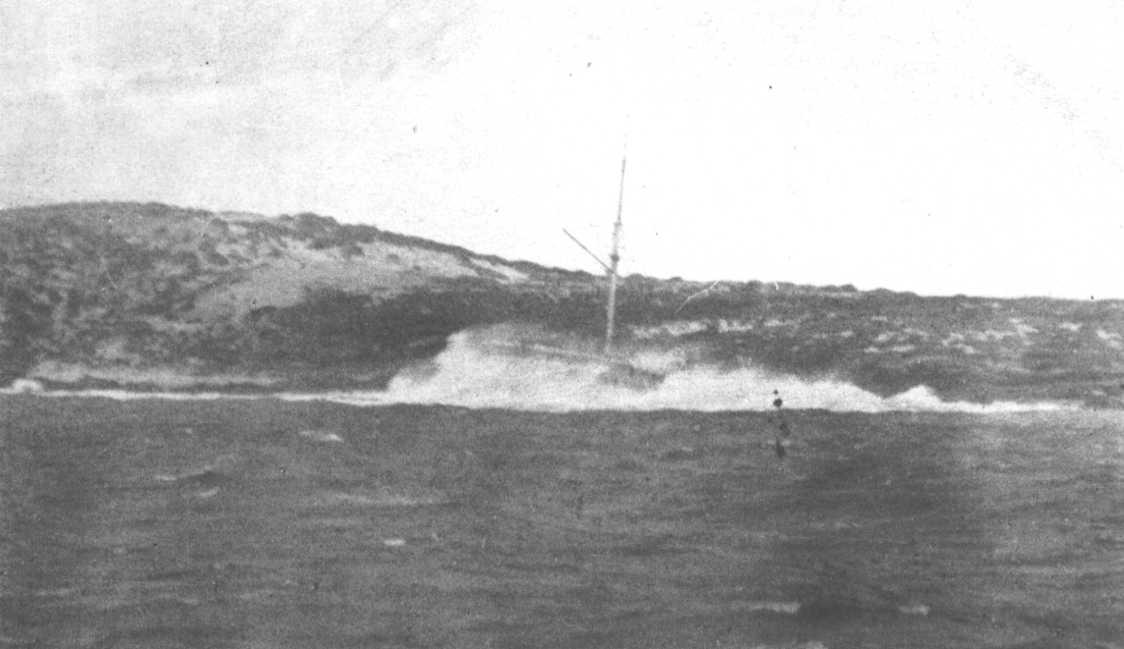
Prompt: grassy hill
<box><xmin>3</xmin><ymin>202</ymin><xmax>1124</xmax><ymax>405</ymax></box>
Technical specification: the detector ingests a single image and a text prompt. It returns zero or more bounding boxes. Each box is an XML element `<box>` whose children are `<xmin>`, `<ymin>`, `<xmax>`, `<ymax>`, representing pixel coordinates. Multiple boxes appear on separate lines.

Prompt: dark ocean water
<box><xmin>1</xmin><ymin>395</ymin><xmax>1121</xmax><ymax>648</ymax></box>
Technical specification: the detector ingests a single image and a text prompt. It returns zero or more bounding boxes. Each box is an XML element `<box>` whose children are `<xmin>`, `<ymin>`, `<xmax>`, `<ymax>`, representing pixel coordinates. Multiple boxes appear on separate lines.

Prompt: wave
<box><xmin>284</xmin><ymin>328</ymin><xmax>1065</xmax><ymax>413</ymax></box>
<box><xmin>25</xmin><ymin>361</ymin><xmax>279</xmax><ymax>389</ymax></box>
<box><xmin>2</xmin><ymin>327</ymin><xmax>1067</xmax><ymax>413</ymax></box>
<box><xmin>739</xmin><ymin>601</ymin><xmax>802</xmax><ymax>614</ymax></box>
<box><xmin>0</xmin><ymin>381</ymin><xmax>264</xmax><ymax>401</ymax></box>
<box><xmin>312</xmin><ymin>490</ymin><xmax>447</xmax><ymax>508</ymax></box>
<box><xmin>297</xmin><ymin>429</ymin><xmax>345</xmax><ymax>443</ymax></box>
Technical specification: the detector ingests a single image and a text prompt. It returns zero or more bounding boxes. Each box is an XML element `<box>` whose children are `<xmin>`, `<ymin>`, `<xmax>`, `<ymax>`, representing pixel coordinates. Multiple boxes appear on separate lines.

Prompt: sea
<box><xmin>1</xmin><ymin>339</ymin><xmax>1122</xmax><ymax>648</ymax></box>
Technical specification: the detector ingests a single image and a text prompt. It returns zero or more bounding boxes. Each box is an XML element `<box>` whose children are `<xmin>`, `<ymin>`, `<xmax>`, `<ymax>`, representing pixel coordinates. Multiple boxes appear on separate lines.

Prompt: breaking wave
<box><xmin>2</xmin><ymin>327</ymin><xmax>1067</xmax><ymax>413</ymax></box>
<box><xmin>286</xmin><ymin>329</ymin><xmax>1064</xmax><ymax>413</ymax></box>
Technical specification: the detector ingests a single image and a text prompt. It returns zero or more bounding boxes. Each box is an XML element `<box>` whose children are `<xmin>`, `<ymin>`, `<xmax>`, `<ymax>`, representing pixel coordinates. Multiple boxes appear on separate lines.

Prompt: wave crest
<box><xmin>1</xmin><ymin>326</ymin><xmax>1067</xmax><ymax>413</ymax></box>
<box><xmin>303</xmin><ymin>328</ymin><xmax>1063</xmax><ymax>413</ymax></box>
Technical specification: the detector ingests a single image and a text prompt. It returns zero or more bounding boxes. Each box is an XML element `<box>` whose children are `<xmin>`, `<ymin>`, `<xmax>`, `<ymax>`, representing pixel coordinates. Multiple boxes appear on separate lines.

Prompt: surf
<box><xmin>1</xmin><ymin>327</ymin><xmax>1068</xmax><ymax>413</ymax></box>
<box><xmin>301</xmin><ymin>329</ymin><xmax>1065</xmax><ymax>413</ymax></box>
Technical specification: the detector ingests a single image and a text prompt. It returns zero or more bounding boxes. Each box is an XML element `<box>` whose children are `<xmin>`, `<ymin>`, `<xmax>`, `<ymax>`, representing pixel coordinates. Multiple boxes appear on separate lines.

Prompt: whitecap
<box><xmin>2</xmin><ymin>378</ymin><xmax>44</xmax><ymax>393</ymax></box>
<box><xmin>740</xmin><ymin>600</ymin><xmax>802</xmax><ymax>614</ymax></box>
<box><xmin>289</xmin><ymin>328</ymin><xmax>1066</xmax><ymax>413</ymax></box>
<box><xmin>318</xmin><ymin>490</ymin><xmax>446</xmax><ymax>508</ymax></box>
<box><xmin>3</xmin><ymin>327</ymin><xmax>1072</xmax><ymax>414</ymax></box>
<box><xmin>298</xmin><ymin>429</ymin><xmax>344</xmax><ymax>443</ymax></box>
<box><xmin>898</xmin><ymin>603</ymin><xmax>931</xmax><ymax>616</ymax></box>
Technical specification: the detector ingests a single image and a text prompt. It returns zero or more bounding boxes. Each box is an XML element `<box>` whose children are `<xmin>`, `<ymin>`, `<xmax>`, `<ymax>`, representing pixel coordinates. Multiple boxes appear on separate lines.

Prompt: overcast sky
<box><xmin>3</xmin><ymin>1</ymin><xmax>1123</xmax><ymax>298</ymax></box>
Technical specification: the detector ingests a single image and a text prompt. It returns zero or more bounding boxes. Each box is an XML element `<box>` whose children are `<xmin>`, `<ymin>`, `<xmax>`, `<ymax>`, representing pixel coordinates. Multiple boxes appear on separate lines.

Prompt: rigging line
<box><xmin>562</xmin><ymin>229</ymin><xmax>612</xmax><ymax>274</ymax></box>
<box><xmin>673</xmin><ymin>280</ymin><xmax>722</xmax><ymax>315</ymax></box>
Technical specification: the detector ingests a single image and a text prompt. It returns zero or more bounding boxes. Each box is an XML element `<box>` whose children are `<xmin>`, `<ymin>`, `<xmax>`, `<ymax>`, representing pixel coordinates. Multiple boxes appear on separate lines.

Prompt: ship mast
<box><xmin>561</xmin><ymin>155</ymin><xmax>629</xmax><ymax>357</ymax></box>
<box><xmin>604</xmin><ymin>156</ymin><xmax>626</xmax><ymax>355</ymax></box>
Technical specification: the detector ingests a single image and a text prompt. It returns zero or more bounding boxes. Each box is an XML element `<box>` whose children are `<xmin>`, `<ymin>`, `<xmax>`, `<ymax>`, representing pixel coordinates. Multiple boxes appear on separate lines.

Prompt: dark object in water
<box><xmin>598</xmin><ymin>361</ymin><xmax>665</xmax><ymax>391</ymax></box>
<box><xmin>771</xmin><ymin>389</ymin><xmax>790</xmax><ymax>459</ymax></box>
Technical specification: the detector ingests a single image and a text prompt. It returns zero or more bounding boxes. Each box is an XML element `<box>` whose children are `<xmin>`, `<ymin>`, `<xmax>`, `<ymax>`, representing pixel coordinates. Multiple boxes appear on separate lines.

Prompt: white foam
<box><xmin>4</xmin><ymin>378</ymin><xmax>44</xmax><ymax>393</ymax></box>
<box><xmin>898</xmin><ymin>603</ymin><xmax>931</xmax><ymax>616</ymax></box>
<box><xmin>317</xmin><ymin>491</ymin><xmax>446</xmax><ymax>507</ymax></box>
<box><xmin>1</xmin><ymin>328</ymin><xmax>1069</xmax><ymax>413</ymax></box>
<box><xmin>298</xmin><ymin>429</ymin><xmax>344</xmax><ymax>443</ymax></box>
<box><xmin>27</xmin><ymin>361</ymin><xmax>279</xmax><ymax>388</ymax></box>
<box><xmin>0</xmin><ymin>384</ymin><xmax>262</xmax><ymax>401</ymax></box>
<box><xmin>289</xmin><ymin>330</ymin><xmax>1065</xmax><ymax>413</ymax></box>
<box><xmin>741</xmin><ymin>600</ymin><xmax>802</xmax><ymax>614</ymax></box>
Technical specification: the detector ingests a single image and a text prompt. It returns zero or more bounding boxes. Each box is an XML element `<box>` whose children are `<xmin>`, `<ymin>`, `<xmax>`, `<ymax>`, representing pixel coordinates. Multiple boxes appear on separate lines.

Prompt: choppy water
<box><xmin>4</xmin><ymin>329</ymin><xmax>1069</xmax><ymax>413</ymax></box>
<box><xmin>1</xmin><ymin>396</ymin><xmax>1121</xmax><ymax>648</ymax></box>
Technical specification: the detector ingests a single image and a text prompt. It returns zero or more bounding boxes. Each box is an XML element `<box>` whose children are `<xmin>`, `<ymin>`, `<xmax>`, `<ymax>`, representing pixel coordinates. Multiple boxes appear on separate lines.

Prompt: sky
<box><xmin>2</xmin><ymin>0</ymin><xmax>1123</xmax><ymax>299</ymax></box>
